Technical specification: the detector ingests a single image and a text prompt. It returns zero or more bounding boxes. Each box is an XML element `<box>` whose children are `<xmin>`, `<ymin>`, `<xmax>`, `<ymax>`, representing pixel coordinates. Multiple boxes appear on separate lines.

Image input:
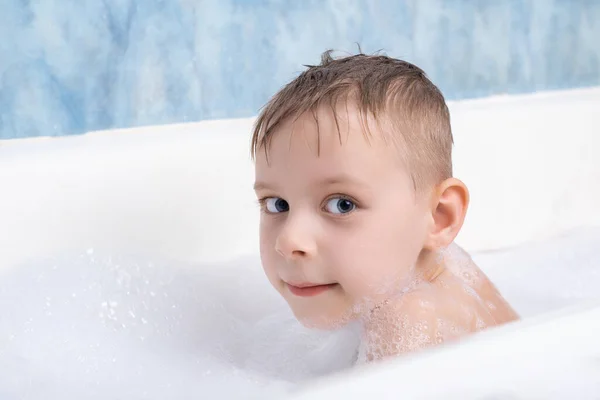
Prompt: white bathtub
<box><xmin>1</xmin><ymin>87</ymin><xmax>600</xmax><ymax>399</ymax></box>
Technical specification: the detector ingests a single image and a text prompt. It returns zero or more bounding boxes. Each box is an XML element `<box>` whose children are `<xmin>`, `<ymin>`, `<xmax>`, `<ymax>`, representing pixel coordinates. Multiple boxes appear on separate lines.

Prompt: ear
<box><xmin>424</xmin><ymin>178</ymin><xmax>470</xmax><ymax>250</ymax></box>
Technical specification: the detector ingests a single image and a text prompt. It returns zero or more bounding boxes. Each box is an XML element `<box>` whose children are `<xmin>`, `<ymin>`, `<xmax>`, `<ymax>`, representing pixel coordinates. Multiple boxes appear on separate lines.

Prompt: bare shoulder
<box><xmin>438</xmin><ymin>244</ymin><xmax>520</xmax><ymax>326</ymax></box>
<box><xmin>363</xmin><ymin>246</ymin><xmax>520</xmax><ymax>361</ymax></box>
<box><xmin>365</xmin><ymin>287</ymin><xmax>480</xmax><ymax>360</ymax></box>
<box><xmin>389</xmin><ymin>270</ymin><xmax>519</xmax><ymax>351</ymax></box>
<box><xmin>398</xmin><ymin>285</ymin><xmax>484</xmax><ymax>341</ymax></box>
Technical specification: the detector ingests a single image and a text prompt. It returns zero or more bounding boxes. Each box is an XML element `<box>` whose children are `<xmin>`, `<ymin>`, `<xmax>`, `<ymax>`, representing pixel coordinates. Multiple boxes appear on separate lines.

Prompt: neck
<box><xmin>416</xmin><ymin>248</ymin><xmax>447</xmax><ymax>283</ymax></box>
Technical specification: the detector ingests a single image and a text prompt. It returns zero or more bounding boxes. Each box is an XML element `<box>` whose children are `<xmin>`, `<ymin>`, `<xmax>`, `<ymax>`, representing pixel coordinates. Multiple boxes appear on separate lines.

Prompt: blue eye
<box><xmin>265</xmin><ymin>197</ymin><xmax>289</xmax><ymax>213</ymax></box>
<box><xmin>325</xmin><ymin>197</ymin><xmax>356</xmax><ymax>214</ymax></box>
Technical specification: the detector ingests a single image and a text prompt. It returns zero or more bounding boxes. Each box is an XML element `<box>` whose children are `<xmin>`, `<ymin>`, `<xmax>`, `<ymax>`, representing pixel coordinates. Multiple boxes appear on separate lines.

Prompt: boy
<box><xmin>251</xmin><ymin>51</ymin><xmax>519</xmax><ymax>363</ymax></box>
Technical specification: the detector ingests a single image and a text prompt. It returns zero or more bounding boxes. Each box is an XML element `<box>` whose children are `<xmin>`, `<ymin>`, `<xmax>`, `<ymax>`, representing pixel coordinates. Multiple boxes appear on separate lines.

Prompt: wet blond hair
<box><xmin>250</xmin><ymin>50</ymin><xmax>453</xmax><ymax>190</ymax></box>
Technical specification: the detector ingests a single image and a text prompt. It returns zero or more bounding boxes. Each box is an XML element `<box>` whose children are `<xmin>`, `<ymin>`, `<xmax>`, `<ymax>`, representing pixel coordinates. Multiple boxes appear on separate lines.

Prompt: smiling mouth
<box><xmin>286</xmin><ymin>282</ymin><xmax>338</xmax><ymax>297</ymax></box>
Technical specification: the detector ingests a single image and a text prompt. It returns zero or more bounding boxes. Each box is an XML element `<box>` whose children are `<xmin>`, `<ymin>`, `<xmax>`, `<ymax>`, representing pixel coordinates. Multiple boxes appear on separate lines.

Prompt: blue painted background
<box><xmin>1</xmin><ymin>0</ymin><xmax>599</xmax><ymax>139</ymax></box>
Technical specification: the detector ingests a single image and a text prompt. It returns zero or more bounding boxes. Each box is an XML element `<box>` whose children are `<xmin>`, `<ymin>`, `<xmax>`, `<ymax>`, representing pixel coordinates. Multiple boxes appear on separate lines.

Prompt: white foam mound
<box><xmin>1</xmin><ymin>228</ymin><xmax>600</xmax><ymax>399</ymax></box>
<box><xmin>0</xmin><ymin>250</ymin><xmax>360</xmax><ymax>399</ymax></box>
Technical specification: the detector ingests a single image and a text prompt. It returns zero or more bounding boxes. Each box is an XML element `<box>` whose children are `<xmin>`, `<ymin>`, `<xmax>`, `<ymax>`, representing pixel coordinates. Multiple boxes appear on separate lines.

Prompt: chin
<box><xmin>293</xmin><ymin>308</ymin><xmax>354</xmax><ymax>331</ymax></box>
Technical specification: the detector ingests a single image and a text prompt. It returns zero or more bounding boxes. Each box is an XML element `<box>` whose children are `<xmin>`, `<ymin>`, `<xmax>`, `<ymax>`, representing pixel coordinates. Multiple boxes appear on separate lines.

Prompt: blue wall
<box><xmin>1</xmin><ymin>0</ymin><xmax>599</xmax><ymax>139</ymax></box>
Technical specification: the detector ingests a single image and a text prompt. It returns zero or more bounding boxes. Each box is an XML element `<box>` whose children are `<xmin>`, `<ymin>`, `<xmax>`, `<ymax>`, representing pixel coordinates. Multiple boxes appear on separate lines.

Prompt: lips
<box><xmin>286</xmin><ymin>282</ymin><xmax>338</xmax><ymax>297</ymax></box>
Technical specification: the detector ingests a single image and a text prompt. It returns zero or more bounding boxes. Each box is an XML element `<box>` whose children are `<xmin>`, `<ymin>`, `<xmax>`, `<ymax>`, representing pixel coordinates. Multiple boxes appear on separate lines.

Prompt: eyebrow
<box><xmin>317</xmin><ymin>174</ymin><xmax>367</xmax><ymax>188</ymax></box>
<box><xmin>253</xmin><ymin>181</ymin><xmax>272</xmax><ymax>192</ymax></box>
<box><xmin>253</xmin><ymin>174</ymin><xmax>367</xmax><ymax>192</ymax></box>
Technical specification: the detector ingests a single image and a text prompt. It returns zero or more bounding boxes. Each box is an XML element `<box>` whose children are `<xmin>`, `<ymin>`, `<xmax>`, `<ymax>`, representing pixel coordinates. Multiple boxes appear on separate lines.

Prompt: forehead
<box><xmin>254</xmin><ymin>104</ymin><xmax>408</xmax><ymax>187</ymax></box>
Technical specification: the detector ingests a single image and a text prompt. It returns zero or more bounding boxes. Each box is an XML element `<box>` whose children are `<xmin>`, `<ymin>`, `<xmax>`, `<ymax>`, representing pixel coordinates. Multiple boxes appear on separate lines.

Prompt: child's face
<box><xmin>254</xmin><ymin>105</ymin><xmax>431</xmax><ymax>329</ymax></box>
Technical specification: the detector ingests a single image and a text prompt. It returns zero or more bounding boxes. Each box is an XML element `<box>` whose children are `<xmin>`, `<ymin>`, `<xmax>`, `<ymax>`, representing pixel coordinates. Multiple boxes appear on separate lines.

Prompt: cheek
<box><xmin>259</xmin><ymin>216</ymin><xmax>278</xmax><ymax>253</ymax></box>
<box><xmin>259</xmin><ymin>221</ymin><xmax>279</xmax><ymax>279</ymax></box>
<box><xmin>334</xmin><ymin>208</ymin><xmax>425</xmax><ymax>297</ymax></box>
<box><xmin>258</xmin><ymin>224</ymin><xmax>270</xmax><ymax>258</ymax></box>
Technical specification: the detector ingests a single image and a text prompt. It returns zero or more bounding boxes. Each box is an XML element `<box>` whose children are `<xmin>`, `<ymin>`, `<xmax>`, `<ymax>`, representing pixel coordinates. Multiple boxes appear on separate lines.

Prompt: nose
<box><xmin>275</xmin><ymin>212</ymin><xmax>317</xmax><ymax>260</ymax></box>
